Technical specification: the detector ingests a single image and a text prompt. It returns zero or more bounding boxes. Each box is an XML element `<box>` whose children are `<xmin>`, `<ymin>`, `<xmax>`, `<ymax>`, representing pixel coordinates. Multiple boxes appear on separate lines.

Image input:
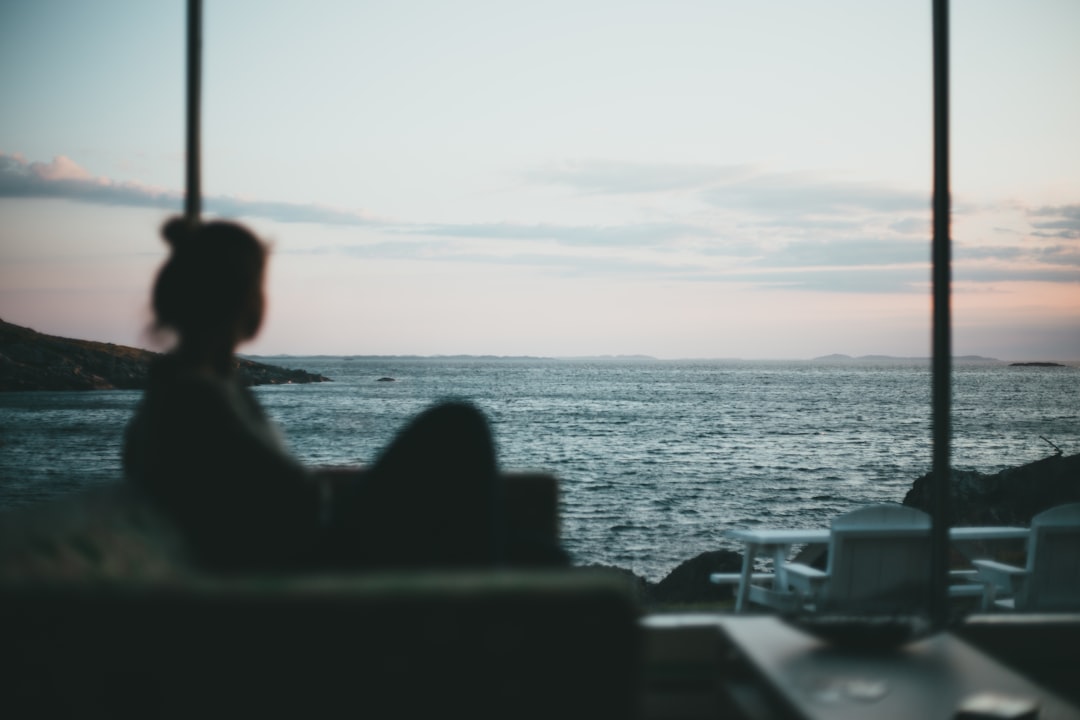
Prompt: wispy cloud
<box><xmin>331</xmin><ymin>241</ymin><xmax>927</xmax><ymax>290</ymax></box>
<box><xmin>756</xmin><ymin>237</ymin><xmax>928</xmax><ymax>267</ymax></box>
<box><xmin>726</xmin><ymin>267</ymin><xmax>925</xmax><ymax>294</ymax></box>
<box><xmin>526</xmin><ymin>158</ymin><xmax>928</xmax><ymax>219</ymax></box>
<box><xmin>956</xmin><ymin>265</ymin><xmax>1080</xmax><ymax>284</ymax></box>
<box><xmin>956</xmin><ymin>244</ymin><xmax>1026</xmax><ymax>262</ymax></box>
<box><xmin>701</xmin><ymin>173</ymin><xmax>928</xmax><ymax>225</ymax></box>
<box><xmin>523</xmin><ymin>159</ymin><xmax>753</xmax><ymax>194</ymax></box>
<box><xmin>889</xmin><ymin>217</ymin><xmax>929</xmax><ymax>235</ymax></box>
<box><xmin>405</xmin><ymin>221</ymin><xmax>702</xmax><ymax>247</ymax></box>
<box><xmin>7</xmin><ymin>152</ymin><xmax>1077</xmax><ymax>295</ymax></box>
<box><xmin>205</xmin><ymin>196</ymin><xmax>380</xmax><ymax>226</ymax></box>
<box><xmin>520</xmin><ymin>158</ymin><xmax>1080</xmax><ymax>288</ymax></box>
<box><xmin>957</xmin><ymin>236</ymin><xmax>1080</xmax><ymax>270</ymax></box>
<box><xmin>0</xmin><ymin>153</ymin><xmax>379</xmax><ymax>226</ymax></box>
<box><xmin>1031</xmin><ymin>244</ymin><xmax>1080</xmax><ymax>268</ymax></box>
<box><xmin>1028</xmin><ymin>204</ymin><xmax>1080</xmax><ymax>239</ymax></box>
<box><xmin>0</xmin><ymin>153</ymin><xmax>180</xmax><ymax>210</ymax></box>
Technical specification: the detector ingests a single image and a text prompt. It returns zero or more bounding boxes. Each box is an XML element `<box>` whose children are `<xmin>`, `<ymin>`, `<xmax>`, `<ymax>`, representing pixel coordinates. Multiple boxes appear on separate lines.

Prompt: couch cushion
<box><xmin>0</xmin><ymin>483</ymin><xmax>191</xmax><ymax>582</ymax></box>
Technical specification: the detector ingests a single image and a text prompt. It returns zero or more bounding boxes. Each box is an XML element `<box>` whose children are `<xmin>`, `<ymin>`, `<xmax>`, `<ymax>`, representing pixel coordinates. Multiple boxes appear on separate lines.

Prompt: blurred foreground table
<box><xmin>718</xmin><ymin>615</ymin><xmax>1079</xmax><ymax>720</ymax></box>
<box><xmin>640</xmin><ymin>614</ymin><xmax>1080</xmax><ymax>720</ymax></box>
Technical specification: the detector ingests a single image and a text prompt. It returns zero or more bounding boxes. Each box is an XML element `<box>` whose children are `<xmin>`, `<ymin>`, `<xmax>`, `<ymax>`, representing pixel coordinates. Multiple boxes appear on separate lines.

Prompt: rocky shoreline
<box><xmin>608</xmin><ymin>452</ymin><xmax>1080</xmax><ymax>608</ymax></box>
<box><xmin>0</xmin><ymin>319</ymin><xmax>331</xmax><ymax>391</ymax></box>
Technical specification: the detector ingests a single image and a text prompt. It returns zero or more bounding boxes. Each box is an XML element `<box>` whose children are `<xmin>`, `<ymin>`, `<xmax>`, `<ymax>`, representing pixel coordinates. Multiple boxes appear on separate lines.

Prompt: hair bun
<box><xmin>161</xmin><ymin>216</ymin><xmax>199</xmax><ymax>249</ymax></box>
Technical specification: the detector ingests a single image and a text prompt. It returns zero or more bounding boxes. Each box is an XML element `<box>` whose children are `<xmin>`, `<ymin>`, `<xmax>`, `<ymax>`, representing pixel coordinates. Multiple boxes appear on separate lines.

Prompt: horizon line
<box><xmin>239</xmin><ymin>352</ymin><xmax>1079</xmax><ymax>366</ymax></box>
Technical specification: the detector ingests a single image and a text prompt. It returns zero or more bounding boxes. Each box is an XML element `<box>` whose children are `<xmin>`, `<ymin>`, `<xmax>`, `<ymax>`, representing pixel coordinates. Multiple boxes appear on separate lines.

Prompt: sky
<box><xmin>1</xmin><ymin>0</ymin><xmax>1077</xmax><ymax>360</ymax></box>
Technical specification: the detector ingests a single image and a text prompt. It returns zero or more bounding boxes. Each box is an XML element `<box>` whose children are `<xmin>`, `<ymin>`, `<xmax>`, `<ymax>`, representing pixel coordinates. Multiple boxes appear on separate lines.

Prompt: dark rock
<box><xmin>232</xmin><ymin>357</ymin><xmax>332</xmax><ymax>387</ymax></box>
<box><xmin>790</xmin><ymin>543</ymin><xmax>828</xmax><ymax>570</ymax></box>
<box><xmin>577</xmin><ymin>552</ymin><xmax>745</xmax><ymax>607</ymax></box>
<box><xmin>902</xmin><ymin>453</ymin><xmax>1080</xmax><ymax>527</ymax></box>
<box><xmin>0</xmin><ymin>318</ymin><xmax>332</xmax><ymax>391</ymax></box>
<box><xmin>577</xmin><ymin>551</ymin><xmax>745</xmax><ymax>607</ymax></box>
<box><xmin>576</xmin><ymin>564</ymin><xmax>654</xmax><ymax>605</ymax></box>
<box><xmin>650</xmin><ymin>549</ymin><xmax>744</xmax><ymax>604</ymax></box>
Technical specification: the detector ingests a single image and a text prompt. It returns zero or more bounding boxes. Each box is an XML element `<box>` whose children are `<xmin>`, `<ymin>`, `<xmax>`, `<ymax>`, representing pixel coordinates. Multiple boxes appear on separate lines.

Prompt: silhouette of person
<box><xmin>123</xmin><ymin>217</ymin><xmax>522</xmax><ymax>572</ymax></box>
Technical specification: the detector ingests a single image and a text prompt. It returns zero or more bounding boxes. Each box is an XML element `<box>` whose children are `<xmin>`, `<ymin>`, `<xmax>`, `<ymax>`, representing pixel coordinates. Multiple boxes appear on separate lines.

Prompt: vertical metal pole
<box><xmin>930</xmin><ymin>0</ymin><xmax>952</xmax><ymax>631</ymax></box>
<box><xmin>184</xmin><ymin>0</ymin><xmax>202</xmax><ymax>224</ymax></box>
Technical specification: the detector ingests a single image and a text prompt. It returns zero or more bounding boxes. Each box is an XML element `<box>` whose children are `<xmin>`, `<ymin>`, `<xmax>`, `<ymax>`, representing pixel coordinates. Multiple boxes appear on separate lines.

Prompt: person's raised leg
<box><xmin>330</xmin><ymin>400</ymin><xmax>505</xmax><ymax>568</ymax></box>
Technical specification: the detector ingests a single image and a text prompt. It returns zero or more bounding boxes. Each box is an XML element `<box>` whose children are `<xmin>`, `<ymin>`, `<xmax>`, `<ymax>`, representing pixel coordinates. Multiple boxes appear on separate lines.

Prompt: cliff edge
<box><xmin>0</xmin><ymin>319</ymin><xmax>331</xmax><ymax>391</ymax></box>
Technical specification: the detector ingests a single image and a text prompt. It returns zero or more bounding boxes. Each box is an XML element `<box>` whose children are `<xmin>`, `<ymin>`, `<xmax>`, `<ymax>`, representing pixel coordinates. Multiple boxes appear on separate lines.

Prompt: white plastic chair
<box><xmin>972</xmin><ymin>502</ymin><xmax>1080</xmax><ymax>611</ymax></box>
<box><xmin>782</xmin><ymin>504</ymin><xmax>933</xmax><ymax>614</ymax></box>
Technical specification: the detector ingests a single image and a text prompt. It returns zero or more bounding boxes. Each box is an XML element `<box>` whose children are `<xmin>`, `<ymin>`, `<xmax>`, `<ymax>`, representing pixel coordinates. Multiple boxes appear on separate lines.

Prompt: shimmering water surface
<box><xmin>2</xmin><ymin>358</ymin><xmax>1077</xmax><ymax>582</ymax></box>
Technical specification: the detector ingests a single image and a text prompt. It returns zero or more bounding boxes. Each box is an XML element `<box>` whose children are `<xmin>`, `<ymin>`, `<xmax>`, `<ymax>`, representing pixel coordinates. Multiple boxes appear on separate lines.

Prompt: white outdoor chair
<box><xmin>782</xmin><ymin>504</ymin><xmax>933</xmax><ymax>615</ymax></box>
<box><xmin>971</xmin><ymin>502</ymin><xmax>1080</xmax><ymax>612</ymax></box>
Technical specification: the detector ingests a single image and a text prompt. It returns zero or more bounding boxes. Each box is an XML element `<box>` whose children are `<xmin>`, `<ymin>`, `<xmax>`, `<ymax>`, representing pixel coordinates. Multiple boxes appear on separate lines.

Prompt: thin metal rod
<box><xmin>184</xmin><ymin>0</ymin><xmax>202</xmax><ymax>223</ymax></box>
<box><xmin>930</xmin><ymin>0</ymin><xmax>952</xmax><ymax>631</ymax></box>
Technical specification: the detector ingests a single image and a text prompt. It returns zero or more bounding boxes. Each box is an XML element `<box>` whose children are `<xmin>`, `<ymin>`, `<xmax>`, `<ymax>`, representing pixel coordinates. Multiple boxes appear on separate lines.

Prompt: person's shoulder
<box><xmin>146</xmin><ymin>355</ymin><xmax>236</xmax><ymax>407</ymax></box>
<box><xmin>149</xmin><ymin>354</ymin><xmax>224</xmax><ymax>385</ymax></box>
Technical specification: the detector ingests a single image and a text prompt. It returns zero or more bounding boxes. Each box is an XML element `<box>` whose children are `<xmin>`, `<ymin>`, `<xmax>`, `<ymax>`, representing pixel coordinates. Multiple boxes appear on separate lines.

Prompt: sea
<box><xmin>1</xmin><ymin>357</ymin><xmax>1077</xmax><ymax>583</ymax></box>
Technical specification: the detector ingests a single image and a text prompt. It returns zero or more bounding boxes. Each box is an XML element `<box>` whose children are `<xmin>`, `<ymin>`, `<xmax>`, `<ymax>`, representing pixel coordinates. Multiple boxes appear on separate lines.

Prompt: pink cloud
<box><xmin>29</xmin><ymin>155</ymin><xmax>95</xmax><ymax>182</ymax></box>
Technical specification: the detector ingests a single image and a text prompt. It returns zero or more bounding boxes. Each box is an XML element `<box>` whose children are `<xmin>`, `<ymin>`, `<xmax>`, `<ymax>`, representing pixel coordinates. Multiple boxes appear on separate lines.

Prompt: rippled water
<box><xmin>2</xmin><ymin>358</ymin><xmax>1077</xmax><ymax>582</ymax></box>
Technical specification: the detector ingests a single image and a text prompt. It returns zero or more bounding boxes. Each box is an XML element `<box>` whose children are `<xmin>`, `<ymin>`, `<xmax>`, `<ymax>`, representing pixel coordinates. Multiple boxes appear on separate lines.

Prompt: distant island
<box><xmin>1009</xmin><ymin>362</ymin><xmax>1067</xmax><ymax>367</ymax></box>
<box><xmin>0</xmin><ymin>319</ymin><xmax>332</xmax><ymax>391</ymax></box>
<box><xmin>811</xmin><ymin>354</ymin><xmax>1074</xmax><ymax>367</ymax></box>
<box><xmin>812</xmin><ymin>353</ymin><xmax>1004</xmax><ymax>364</ymax></box>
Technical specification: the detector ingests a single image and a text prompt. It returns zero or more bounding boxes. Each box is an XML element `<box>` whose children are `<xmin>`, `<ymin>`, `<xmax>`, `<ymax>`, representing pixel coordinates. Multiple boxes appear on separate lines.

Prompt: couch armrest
<box><xmin>0</xmin><ymin>483</ymin><xmax>191</xmax><ymax>582</ymax></box>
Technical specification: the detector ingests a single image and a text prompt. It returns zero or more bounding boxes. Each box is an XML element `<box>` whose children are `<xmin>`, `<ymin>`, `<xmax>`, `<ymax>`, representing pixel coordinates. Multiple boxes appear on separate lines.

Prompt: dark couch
<box><xmin>0</xmin><ymin>474</ymin><xmax>642</xmax><ymax>719</ymax></box>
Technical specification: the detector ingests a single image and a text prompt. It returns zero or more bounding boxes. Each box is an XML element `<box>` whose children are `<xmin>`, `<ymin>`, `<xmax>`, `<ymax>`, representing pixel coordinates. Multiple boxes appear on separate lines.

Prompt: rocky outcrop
<box><xmin>649</xmin><ymin>549</ymin><xmax>744</xmax><ymax>604</ymax></box>
<box><xmin>583</xmin><ymin>550</ymin><xmax>744</xmax><ymax>607</ymax></box>
<box><xmin>232</xmin><ymin>357</ymin><xmax>333</xmax><ymax>387</ymax></box>
<box><xmin>0</xmin><ymin>318</ymin><xmax>331</xmax><ymax>391</ymax></box>
<box><xmin>1009</xmin><ymin>362</ymin><xmax>1066</xmax><ymax>367</ymax></box>
<box><xmin>902</xmin><ymin>453</ymin><xmax>1080</xmax><ymax>526</ymax></box>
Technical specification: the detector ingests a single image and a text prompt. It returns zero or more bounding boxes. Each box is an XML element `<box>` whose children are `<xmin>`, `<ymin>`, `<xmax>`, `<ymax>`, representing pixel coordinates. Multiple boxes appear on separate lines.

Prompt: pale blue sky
<box><xmin>1</xmin><ymin>1</ymin><xmax>1078</xmax><ymax>359</ymax></box>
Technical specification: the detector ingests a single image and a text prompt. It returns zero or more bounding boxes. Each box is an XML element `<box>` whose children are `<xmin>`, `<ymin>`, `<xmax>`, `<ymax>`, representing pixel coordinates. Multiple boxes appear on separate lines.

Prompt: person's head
<box><xmin>151</xmin><ymin>217</ymin><xmax>268</xmax><ymax>349</ymax></box>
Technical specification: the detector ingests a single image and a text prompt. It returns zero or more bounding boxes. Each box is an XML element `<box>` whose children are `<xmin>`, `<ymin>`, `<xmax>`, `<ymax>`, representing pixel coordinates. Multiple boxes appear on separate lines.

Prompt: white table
<box><xmin>721</xmin><ymin>526</ymin><xmax>1029</xmax><ymax>613</ymax></box>
<box><xmin>721</xmin><ymin>529</ymin><xmax>829</xmax><ymax>612</ymax></box>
